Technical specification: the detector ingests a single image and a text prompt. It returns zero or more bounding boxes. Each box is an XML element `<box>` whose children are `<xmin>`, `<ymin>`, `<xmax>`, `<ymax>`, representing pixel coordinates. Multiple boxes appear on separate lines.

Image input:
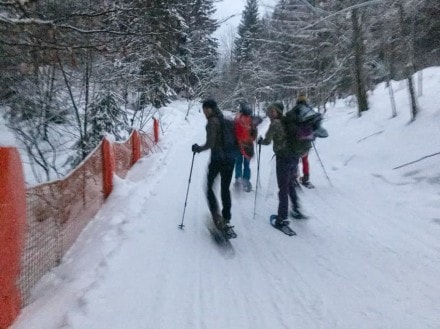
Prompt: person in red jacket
<box><xmin>234</xmin><ymin>103</ymin><xmax>257</xmax><ymax>192</ymax></box>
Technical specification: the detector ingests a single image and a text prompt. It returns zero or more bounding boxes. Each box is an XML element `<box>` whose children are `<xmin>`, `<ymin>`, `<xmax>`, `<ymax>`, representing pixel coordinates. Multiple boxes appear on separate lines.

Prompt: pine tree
<box><xmin>89</xmin><ymin>93</ymin><xmax>128</xmax><ymax>144</ymax></box>
<box><xmin>234</xmin><ymin>0</ymin><xmax>261</xmax><ymax>65</ymax></box>
<box><xmin>232</xmin><ymin>0</ymin><xmax>263</xmax><ymax>107</ymax></box>
<box><xmin>180</xmin><ymin>0</ymin><xmax>219</xmax><ymax>100</ymax></box>
<box><xmin>265</xmin><ymin>0</ymin><xmax>316</xmax><ymax>103</ymax></box>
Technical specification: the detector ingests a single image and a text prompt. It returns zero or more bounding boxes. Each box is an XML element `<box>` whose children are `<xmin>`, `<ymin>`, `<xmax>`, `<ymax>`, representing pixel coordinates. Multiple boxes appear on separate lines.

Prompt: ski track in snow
<box><xmin>11</xmin><ymin>72</ymin><xmax>440</xmax><ymax>329</ymax></box>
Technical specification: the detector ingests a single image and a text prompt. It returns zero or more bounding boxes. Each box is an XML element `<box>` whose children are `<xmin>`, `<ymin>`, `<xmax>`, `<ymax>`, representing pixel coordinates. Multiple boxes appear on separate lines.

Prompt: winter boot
<box><xmin>291</xmin><ymin>208</ymin><xmax>308</xmax><ymax>219</ymax></box>
<box><xmin>301</xmin><ymin>175</ymin><xmax>314</xmax><ymax>188</ymax></box>
<box><xmin>213</xmin><ymin>213</ymin><xmax>225</xmax><ymax>231</ymax></box>
<box><xmin>274</xmin><ymin>216</ymin><xmax>289</xmax><ymax>228</ymax></box>
<box><xmin>301</xmin><ymin>174</ymin><xmax>309</xmax><ymax>185</ymax></box>
<box><xmin>243</xmin><ymin>179</ymin><xmax>252</xmax><ymax>192</ymax></box>
<box><xmin>234</xmin><ymin>178</ymin><xmax>242</xmax><ymax>191</ymax></box>
<box><xmin>223</xmin><ymin>220</ymin><xmax>237</xmax><ymax>239</ymax></box>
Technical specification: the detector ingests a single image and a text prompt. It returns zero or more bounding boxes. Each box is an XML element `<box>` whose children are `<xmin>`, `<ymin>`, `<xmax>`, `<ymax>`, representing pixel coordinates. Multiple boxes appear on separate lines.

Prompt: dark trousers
<box><xmin>276</xmin><ymin>155</ymin><xmax>300</xmax><ymax>220</ymax></box>
<box><xmin>206</xmin><ymin>158</ymin><xmax>235</xmax><ymax>221</ymax></box>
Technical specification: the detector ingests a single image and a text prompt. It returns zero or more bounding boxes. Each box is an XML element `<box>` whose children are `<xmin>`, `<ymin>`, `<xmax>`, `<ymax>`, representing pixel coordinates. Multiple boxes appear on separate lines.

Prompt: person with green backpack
<box><xmin>257</xmin><ymin>102</ymin><xmax>306</xmax><ymax>233</ymax></box>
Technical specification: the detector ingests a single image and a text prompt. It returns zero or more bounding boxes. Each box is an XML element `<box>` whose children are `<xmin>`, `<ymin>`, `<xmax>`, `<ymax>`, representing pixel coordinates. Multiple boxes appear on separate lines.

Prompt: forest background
<box><xmin>1</xmin><ymin>0</ymin><xmax>439</xmax><ymax>184</ymax></box>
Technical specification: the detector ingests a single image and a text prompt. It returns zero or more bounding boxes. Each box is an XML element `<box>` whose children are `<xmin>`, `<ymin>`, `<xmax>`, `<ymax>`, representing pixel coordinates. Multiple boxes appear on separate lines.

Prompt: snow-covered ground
<box><xmin>10</xmin><ymin>68</ymin><xmax>440</xmax><ymax>329</ymax></box>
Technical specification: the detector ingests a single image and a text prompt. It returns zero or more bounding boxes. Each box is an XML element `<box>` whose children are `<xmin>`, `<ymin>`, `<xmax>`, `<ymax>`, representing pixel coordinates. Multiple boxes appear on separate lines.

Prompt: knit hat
<box><xmin>202</xmin><ymin>99</ymin><xmax>218</xmax><ymax>110</ymax></box>
<box><xmin>239</xmin><ymin>103</ymin><xmax>252</xmax><ymax>116</ymax></box>
<box><xmin>202</xmin><ymin>99</ymin><xmax>223</xmax><ymax>118</ymax></box>
<box><xmin>268</xmin><ymin>102</ymin><xmax>284</xmax><ymax>115</ymax></box>
<box><xmin>297</xmin><ymin>93</ymin><xmax>307</xmax><ymax>102</ymax></box>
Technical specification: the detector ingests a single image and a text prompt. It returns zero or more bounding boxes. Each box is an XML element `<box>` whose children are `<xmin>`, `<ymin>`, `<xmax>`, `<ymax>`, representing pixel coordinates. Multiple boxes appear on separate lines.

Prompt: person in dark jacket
<box><xmin>258</xmin><ymin>102</ymin><xmax>305</xmax><ymax>228</ymax></box>
<box><xmin>294</xmin><ymin>94</ymin><xmax>313</xmax><ymax>187</ymax></box>
<box><xmin>290</xmin><ymin>93</ymin><xmax>327</xmax><ymax>187</ymax></box>
<box><xmin>192</xmin><ymin>99</ymin><xmax>236</xmax><ymax>237</ymax></box>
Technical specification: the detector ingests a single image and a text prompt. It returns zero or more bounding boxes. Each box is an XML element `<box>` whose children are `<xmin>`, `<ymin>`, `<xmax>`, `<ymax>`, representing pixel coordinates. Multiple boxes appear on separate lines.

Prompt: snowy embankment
<box><xmin>11</xmin><ymin>68</ymin><xmax>440</xmax><ymax>329</ymax></box>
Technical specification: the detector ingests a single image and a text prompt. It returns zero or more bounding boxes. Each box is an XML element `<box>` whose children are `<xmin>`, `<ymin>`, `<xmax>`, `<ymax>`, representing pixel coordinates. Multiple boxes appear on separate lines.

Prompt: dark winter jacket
<box><xmin>285</xmin><ymin>101</ymin><xmax>315</xmax><ymax>157</ymax></box>
<box><xmin>199</xmin><ymin>109</ymin><xmax>230</xmax><ymax>161</ymax></box>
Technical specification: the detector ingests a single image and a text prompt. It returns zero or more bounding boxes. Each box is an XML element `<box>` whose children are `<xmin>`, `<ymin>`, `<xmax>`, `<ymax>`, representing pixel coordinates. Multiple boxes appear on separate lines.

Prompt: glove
<box><xmin>257</xmin><ymin>136</ymin><xmax>263</xmax><ymax>145</ymax></box>
<box><xmin>192</xmin><ymin>143</ymin><xmax>202</xmax><ymax>153</ymax></box>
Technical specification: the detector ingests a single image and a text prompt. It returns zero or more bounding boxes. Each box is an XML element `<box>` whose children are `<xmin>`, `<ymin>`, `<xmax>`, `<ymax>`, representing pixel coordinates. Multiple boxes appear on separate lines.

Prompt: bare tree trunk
<box><xmin>351</xmin><ymin>8</ymin><xmax>369</xmax><ymax>117</ymax></box>
<box><xmin>407</xmin><ymin>74</ymin><xmax>418</xmax><ymax>120</ymax></box>
<box><xmin>387</xmin><ymin>79</ymin><xmax>397</xmax><ymax>118</ymax></box>
<box><xmin>384</xmin><ymin>48</ymin><xmax>397</xmax><ymax>118</ymax></box>
<box><xmin>417</xmin><ymin>70</ymin><xmax>423</xmax><ymax>97</ymax></box>
<box><xmin>83</xmin><ymin>53</ymin><xmax>91</xmax><ymax>148</ymax></box>
<box><xmin>57</xmin><ymin>55</ymin><xmax>85</xmax><ymax>151</ymax></box>
<box><xmin>398</xmin><ymin>1</ymin><xmax>418</xmax><ymax>121</ymax></box>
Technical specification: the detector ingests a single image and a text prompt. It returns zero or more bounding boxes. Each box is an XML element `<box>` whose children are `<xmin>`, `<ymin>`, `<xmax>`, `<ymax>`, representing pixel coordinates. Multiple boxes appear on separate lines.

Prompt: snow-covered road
<box><xmin>12</xmin><ymin>70</ymin><xmax>440</xmax><ymax>329</ymax></box>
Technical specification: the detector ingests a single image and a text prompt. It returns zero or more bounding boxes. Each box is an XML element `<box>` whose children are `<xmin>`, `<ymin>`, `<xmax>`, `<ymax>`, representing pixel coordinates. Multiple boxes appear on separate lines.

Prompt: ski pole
<box><xmin>312</xmin><ymin>142</ymin><xmax>332</xmax><ymax>187</ymax></box>
<box><xmin>256</xmin><ymin>140</ymin><xmax>262</xmax><ymax>188</ymax></box>
<box><xmin>253</xmin><ymin>141</ymin><xmax>262</xmax><ymax>219</ymax></box>
<box><xmin>178</xmin><ymin>152</ymin><xmax>196</xmax><ymax>229</ymax></box>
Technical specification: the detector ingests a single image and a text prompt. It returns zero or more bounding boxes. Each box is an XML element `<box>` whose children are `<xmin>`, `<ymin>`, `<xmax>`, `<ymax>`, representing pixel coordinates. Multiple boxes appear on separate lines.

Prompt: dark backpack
<box><xmin>284</xmin><ymin>104</ymin><xmax>325</xmax><ymax>142</ymax></box>
<box><xmin>220</xmin><ymin>117</ymin><xmax>240</xmax><ymax>161</ymax></box>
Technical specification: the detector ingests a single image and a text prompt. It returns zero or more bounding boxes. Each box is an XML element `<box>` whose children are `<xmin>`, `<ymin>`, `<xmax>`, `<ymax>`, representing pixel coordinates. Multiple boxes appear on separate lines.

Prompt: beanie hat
<box><xmin>202</xmin><ymin>99</ymin><xmax>218</xmax><ymax>110</ymax></box>
<box><xmin>202</xmin><ymin>99</ymin><xmax>223</xmax><ymax>118</ymax></box>
<box><xmin>239</xmin><ymin>103</ymin><xmax>252</xmax><ymax>116</ymax></box>
<box><xmin>297</xmin><ymin>93</ymin><xmax>307</xmax><ymax>102</ymax></box>
<box><xmin>268</xmin><ymin>102</ymin><xmax>284</xmax><ymax>115</ymax></box>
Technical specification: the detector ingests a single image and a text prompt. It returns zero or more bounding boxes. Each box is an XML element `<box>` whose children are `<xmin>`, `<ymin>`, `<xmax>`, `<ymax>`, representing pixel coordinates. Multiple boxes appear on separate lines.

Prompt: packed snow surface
<box><xmin>11</xmin><ymin>68</ymin><xmax>440</xmax><ymax>329</ymax></box>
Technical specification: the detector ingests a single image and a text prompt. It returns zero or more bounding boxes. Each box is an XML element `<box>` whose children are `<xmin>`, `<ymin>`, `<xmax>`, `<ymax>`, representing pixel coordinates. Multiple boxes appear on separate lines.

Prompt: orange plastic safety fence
<box><xmin>0</xmin><ymin>147</ymin><xmax>26</xmax><ymax>329</ymax></box>
<box><xmin>140</xmin><ymin>131</ymin><xmax>155</xmax><ymax>157</ymax></box>
<box><xmin>113</xmin><ymin>136</ymin><xmax>133</xmax><ymax>179</ymax></box>
<box><xmin>18</xmin><ymin>128</ymin><xmax>158</xmax><ymax>307</ymax></box>
<box><xmin>20</xmin><ymin>142</ymin><xmax>105</xmax><ymax>305</ymax></box>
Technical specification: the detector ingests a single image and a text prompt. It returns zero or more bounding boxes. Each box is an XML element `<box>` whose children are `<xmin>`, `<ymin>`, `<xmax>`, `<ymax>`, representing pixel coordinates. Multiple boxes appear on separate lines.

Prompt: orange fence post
<box><xmin>0</xmin><ymin>147</ymin><xmax>26</xmax><ymax>329</ymax></box>
<box><xmin>131</xmin><ymin>130</ymin><xmax>141</xmax><ymax>165</ymax></box>
<box><xmin>102</xmin><ymin>138</ymin><xmax>115</xmax><ymax>198</ymax></box>
<box><xmin>153</xmin><ymin>118</ymin><xmax>159</xmax><ymax>144</ymax></box>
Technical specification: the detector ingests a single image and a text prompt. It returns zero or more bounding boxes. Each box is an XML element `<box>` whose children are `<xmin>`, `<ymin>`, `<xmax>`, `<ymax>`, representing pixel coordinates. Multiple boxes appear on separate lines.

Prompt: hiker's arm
<box><xmin>261</xmin><ymin>120</ymin><xmax>285</xmax><ymax>145</ymax></box>
<box><xmin>250</xmin><ymin>122</ymin><xmax>257</xmax><ymax>141</ymax></box>
<box><xmin>199</xmin><ymin>119</ymin><xmax>219</xmax><ymax>151</ymax></box>
<box><xmin>260</xmin><ymin>124</ymin><xmax>274</xmax><ymax>145</ymax></box>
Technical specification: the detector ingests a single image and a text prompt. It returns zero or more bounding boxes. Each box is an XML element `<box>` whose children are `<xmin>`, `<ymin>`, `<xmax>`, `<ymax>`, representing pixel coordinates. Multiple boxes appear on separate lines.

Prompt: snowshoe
<box><xmin>223</xmin><ymin>224</ymin><xmax>237</xmax><ymax>239</ymax></box>
<box><xmin>301</xmin><ymin>181</ymin><xmax>315</xmax><ymax>189</ymax></box>
<box><xmin>270</xmin><ymin>215</ymin><xmax>296</xmax><ymax>236</ymax></box>
<box><xmin>207</xmin><ymin>220</ymin><xmax>235</xmax><ymax>257</ymax></box>
<box><xmin>213</xmin><ymin>214</ymin><xmax>226</xmax><ymax>231</ymax></box>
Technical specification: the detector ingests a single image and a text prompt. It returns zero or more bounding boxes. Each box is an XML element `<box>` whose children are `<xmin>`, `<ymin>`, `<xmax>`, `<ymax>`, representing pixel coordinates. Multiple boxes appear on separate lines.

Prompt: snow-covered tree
<box><xmin>228</xmin><ymin>0</ymin><xmax>263</xmax><ymax>108</ymax></box>
<box><xmin>180</xmin><ymin>0</ymin><xmax>219</xmax><ymax>97</ymax></box>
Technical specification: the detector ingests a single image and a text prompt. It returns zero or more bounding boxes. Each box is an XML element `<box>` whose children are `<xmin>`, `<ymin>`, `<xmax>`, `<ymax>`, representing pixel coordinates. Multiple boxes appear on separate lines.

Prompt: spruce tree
<box><xmin>232</xmin><ymin>0</ymin><xmax>263</xmax><ymax>107</ymax></box>
<box><xmin>180</xmin><ymin>0</ymin><xmax>219</xmax><ymax>100</ymax></box>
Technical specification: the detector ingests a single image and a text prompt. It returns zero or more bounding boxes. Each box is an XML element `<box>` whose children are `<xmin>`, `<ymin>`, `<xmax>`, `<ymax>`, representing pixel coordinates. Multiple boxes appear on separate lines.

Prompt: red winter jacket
<box><xmin>234</xmin><ymin>113</ymin><xmax>257</xmax><ymax>159</ymax></box>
